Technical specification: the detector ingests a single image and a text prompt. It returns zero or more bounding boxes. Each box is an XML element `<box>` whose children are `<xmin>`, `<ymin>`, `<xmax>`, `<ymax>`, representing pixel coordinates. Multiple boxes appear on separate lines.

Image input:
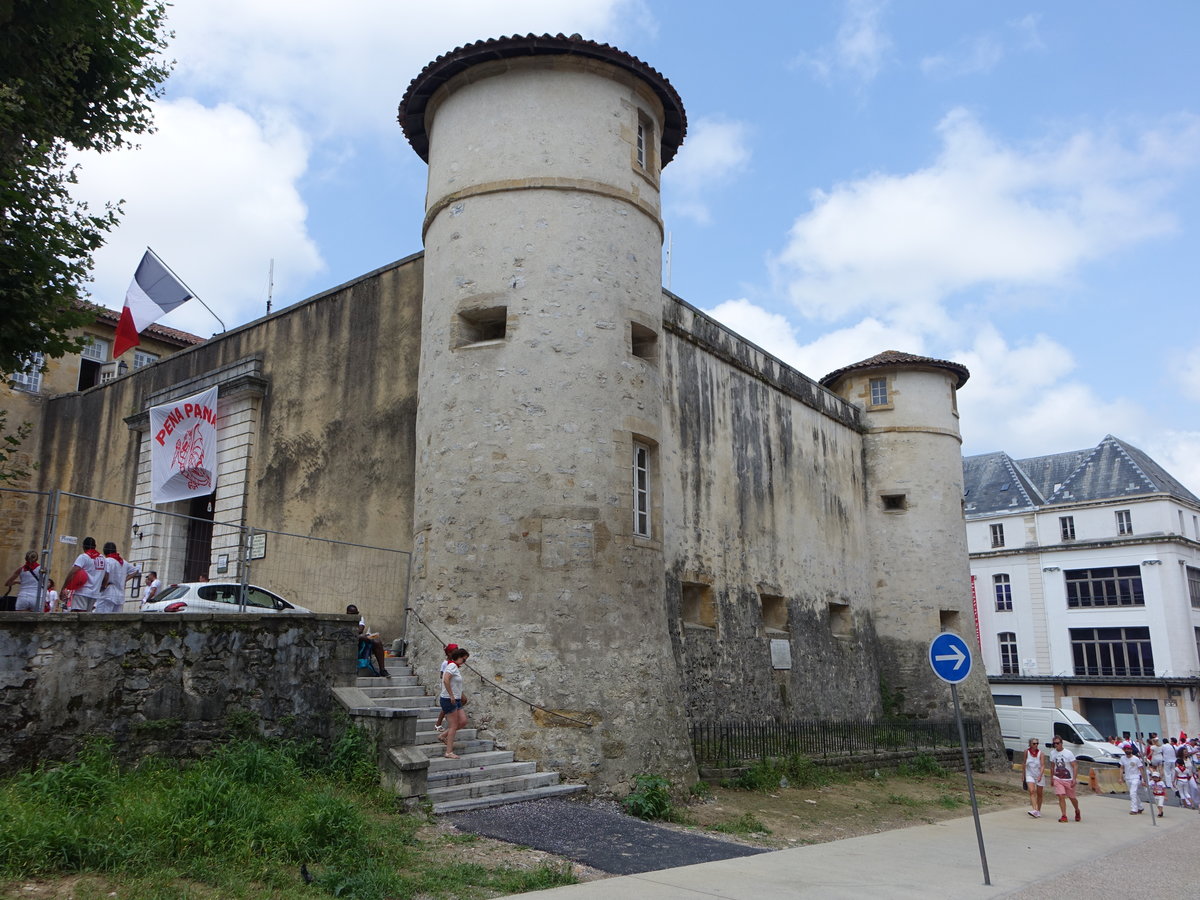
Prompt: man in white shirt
<box><xmin>1162</xmin><ymin>737</ymin><xmax>1178</xmax><ymax>791</ymax></box>
<box><xmin>1048</xmin><ymin>737</ymin><xmax>1082</xmax><ymax>822</ymax></box>
<box><xmin>62</xmin><ymin>537</ymin><xmax>106</xmax><ymax>611</ymax></box>
<box><xmin>140</xmin><ymin>571</ymin><xmax>162</xmax><ymax>609</ymax></box>
<box><xmin>1117</xmin><ymin>744</ymin><xmax>1145</xmax><ymax>814</ymax></box>
<box><xmin>96</xmin><ymin>542</ymin><xmax>140</xmax><ymax>614</ymax></box>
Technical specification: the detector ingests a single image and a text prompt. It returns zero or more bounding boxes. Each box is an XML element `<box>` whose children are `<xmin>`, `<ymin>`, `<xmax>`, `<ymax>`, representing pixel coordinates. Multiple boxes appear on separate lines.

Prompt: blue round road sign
<box><xmin>928</xmin><ymin>632</ymin><xmax>973</xmax><ymax>684</ymax></box>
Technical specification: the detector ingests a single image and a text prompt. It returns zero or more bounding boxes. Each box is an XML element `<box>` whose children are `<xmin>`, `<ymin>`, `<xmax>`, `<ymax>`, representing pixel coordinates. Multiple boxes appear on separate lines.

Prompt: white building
<box><xmin>964</xmin><ymin>435</ymin><xmax>1200</xmax><ymax>740</ymax></box>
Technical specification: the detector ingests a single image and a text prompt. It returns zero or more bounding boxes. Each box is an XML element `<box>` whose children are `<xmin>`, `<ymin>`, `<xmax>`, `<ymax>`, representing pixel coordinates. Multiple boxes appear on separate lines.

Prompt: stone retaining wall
<box><xmin>699</xmin><ymin>747</ymin><xmax>979</xmax><ymax>782</ymax></box>
<box><xmin>0</xmin><ymin>613</ymin><xmax>358</xmax><ymax>772</ymax></box>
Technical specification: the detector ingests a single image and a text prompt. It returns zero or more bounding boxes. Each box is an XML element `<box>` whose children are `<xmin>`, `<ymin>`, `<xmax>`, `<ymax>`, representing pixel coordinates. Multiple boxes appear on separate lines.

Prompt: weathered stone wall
<box><xmin>9</xmin><ymin>256</ymin><xmax>424</xmax><ymax>639</ymax></box>
<box><xmin>0</xmin><ymin>613</ymin><xmax>357</xmax><ymax>772</ymax></box>
<box><xmin>661</xmin><ymin>298</ymin><xmax>883</xmax><ymax>722</ymax></box>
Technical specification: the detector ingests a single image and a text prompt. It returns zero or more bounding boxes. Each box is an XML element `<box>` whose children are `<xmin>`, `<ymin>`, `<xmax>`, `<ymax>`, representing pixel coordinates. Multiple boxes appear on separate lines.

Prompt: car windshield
<box><xmin>155</xmin><ymin>585</ymin><xmax>189</xmax><ymax>603</ymax></box>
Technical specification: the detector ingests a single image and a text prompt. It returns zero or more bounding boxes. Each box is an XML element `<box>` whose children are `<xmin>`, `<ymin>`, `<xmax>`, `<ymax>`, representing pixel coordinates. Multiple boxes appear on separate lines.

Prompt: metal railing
<box><xmin>690</xmin><ymin>718</ymin><xmax>983</xmax><ymax>768</ymax></box>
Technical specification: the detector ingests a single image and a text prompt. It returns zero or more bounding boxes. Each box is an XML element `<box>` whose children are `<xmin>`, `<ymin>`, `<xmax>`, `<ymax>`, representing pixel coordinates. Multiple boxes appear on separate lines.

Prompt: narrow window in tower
<box><xmin>635</xmin><ymin>111</ymin><xmax>655</xmax><ymax>174</ymax></box>
<box><xmin>633</xmin><ymin>442</ymin><xmax>651</xmax><ymax>537</ymax></box>
<box><xmin>454</xmin><ymin>305</ymin><xmax>507</xmax><ymax>348</ymax></box>
<box><xmin>630</xmin><ymin>322</ymin><xmax>658</xmax><ymax>363</ymax></box>
<box><xmin>636</xmin><ymin>121</ymin><xmax>646</xmax><ymax>168</ymax></box>
<box><xmin>868</xmin><ymin>376</ymin><xmax>889</xmax><ymax>407</ymax></box>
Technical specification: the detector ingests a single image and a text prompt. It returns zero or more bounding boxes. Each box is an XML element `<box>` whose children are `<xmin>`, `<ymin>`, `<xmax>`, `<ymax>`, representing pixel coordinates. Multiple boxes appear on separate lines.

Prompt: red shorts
<box><xmin>1052</xmin><ymin>776</ymin><xmax>1076</xmax><ymax>798</ymax></box>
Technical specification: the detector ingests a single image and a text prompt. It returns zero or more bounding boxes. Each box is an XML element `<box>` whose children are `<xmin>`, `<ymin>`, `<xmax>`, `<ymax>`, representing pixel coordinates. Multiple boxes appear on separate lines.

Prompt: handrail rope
<box><xmin>405</xmin><ymin>606</ymin><xmax>594</xmax><ymax>729</ymax></box>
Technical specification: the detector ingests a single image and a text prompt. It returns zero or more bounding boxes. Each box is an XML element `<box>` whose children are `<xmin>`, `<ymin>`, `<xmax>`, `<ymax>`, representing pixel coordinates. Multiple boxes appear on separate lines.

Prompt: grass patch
<box><xmin>937</xmin><ymin>793</ymin><xmax>965</xmax><ymax>809</ymax></box>
<box><xmin>721</xmin><ymin>755</ymin><xmax>842</xmax><ymax>792</ymax></box>
<box><xmin>709</xmin><ymin>812</ymin><xmax>771</xmax><ymax>835</ymax></box>
<box><xmin>885</xmin><ymin>792</ymin><xmax>922</xmax><ymax>807</ymax></box>
<box><xmin>0</xmin><ymin>733</ymin><xmax>576</xmax><ymax>900</ymax></box>
<box><xmin>622</xmin><ymin>774</ymin><xmax>689</xmax><ymax>824</ymax></box>
<box><xmin>897</xmin><ymin>753</ymin><xmax>947</xmax><ymax>778</ymax></box>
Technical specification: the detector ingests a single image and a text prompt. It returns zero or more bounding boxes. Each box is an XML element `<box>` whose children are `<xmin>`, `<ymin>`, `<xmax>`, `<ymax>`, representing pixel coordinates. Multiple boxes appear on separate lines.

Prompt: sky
<box><xmin>70</xmin><ymin>1</ymin><xmax>1200</xmax><ymax>491</ymax></box>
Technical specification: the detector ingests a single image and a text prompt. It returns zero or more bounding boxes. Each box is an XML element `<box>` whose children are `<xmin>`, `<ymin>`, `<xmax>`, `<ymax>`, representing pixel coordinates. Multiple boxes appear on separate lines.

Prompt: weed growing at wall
<box><xmin>622</xmin><ymin>773</ymin><xmax>688</xmax><ymax>823</ymax></box>
<box><xmin>898</xmin><ymin>753</ymin><xmax>947</xmax><ymax>778</ymax></box>
<box><xmin>722</xmin><ymin>755</ymin><xmax>842</xmax><ymax>792</ymax></box>
<box><xmin>0</xmin><ymin>735</ymin><xmax>575</xmax><ymax>899</ymax></box>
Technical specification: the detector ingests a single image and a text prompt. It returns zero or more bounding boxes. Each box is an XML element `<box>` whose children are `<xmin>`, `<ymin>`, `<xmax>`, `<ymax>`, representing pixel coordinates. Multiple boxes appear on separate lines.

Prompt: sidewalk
<box><xmin>512</xmin><ymin>792</ymin><xmax>1198</xmax><ymax>898</ymax></box>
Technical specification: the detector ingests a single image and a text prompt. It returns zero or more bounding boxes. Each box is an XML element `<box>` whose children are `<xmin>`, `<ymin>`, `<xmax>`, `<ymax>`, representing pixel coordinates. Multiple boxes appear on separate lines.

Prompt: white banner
<box><xmin>150</xmin><ymin>386</ymin><xmax>218</xmax><ymax>504</ymax></box>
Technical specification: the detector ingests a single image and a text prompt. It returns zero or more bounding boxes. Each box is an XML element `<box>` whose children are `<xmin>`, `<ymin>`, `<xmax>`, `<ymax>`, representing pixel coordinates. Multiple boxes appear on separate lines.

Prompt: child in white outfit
<box><xmin>1149</xmin><ymin>772</ymin><xmax>1167</xmax><ymax>817</ymax></box>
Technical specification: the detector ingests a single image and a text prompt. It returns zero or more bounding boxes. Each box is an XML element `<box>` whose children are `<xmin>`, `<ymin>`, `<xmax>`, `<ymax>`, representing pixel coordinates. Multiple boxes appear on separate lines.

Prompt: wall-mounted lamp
<box><xmin>1042</xmin><ymin>566</ymin><xmax>1060</xmax><ymax>573</ymax></box>
<box><xmin>117</xmin><ymin>359</ymin><xmax>129</xmax><ymax>376</ymax></box>
<box><xmin>1141</xmin><ymin>559</ymin><xmax>1162</xmax><ymax>566</ymax></box>
<box><xmin>132</xmin><ymin>523</ymin><xmax>143</xmax><ymax>541</ymax></box>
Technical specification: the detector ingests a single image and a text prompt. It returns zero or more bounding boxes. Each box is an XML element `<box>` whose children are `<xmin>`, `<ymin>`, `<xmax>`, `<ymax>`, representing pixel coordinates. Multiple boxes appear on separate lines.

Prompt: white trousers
<box><xmin>1126</xmin><ymin>778</ymin><xmax>1142</xmax><ymax>812</ymax></box>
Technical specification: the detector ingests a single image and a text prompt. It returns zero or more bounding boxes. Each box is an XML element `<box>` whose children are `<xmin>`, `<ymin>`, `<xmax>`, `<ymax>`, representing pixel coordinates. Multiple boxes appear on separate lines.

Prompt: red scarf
<box><xmin>105</xmin><ymin>551</ymin><xmax>124</xmax><ymax>565</ymax></box>
<box><xmin>84</xmin><ymin>548</ymin><xmax>101</xmax><ymax>559</ymax></box>
<box><xmin>1028</xmin><ymin>747</ymin><xmax>1040</xmax><ymax>758</ymax></box>
<box><xmin>23</xmin><ymin>561</ymin><xmax>39</xmax><ymax>573</ymax></box>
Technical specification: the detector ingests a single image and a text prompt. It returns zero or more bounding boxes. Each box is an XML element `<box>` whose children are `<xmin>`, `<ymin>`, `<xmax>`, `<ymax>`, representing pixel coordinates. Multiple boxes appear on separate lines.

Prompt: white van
<box><xmin>996</xmin><ymin>706</ymin><xmax>1121</xmax><ymax>765</ymax></box>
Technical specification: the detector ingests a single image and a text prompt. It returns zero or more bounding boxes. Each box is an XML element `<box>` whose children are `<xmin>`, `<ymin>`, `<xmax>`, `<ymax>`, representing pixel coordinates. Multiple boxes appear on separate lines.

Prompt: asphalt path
<box><xmin>450</xmin><ymin>798</ymin><xmax>766</xmax><ymax>875</ymax></box>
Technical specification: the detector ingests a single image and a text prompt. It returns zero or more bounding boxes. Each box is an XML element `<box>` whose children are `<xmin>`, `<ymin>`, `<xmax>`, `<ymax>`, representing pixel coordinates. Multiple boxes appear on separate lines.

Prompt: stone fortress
<box><xmin>5</xmin><ymin>35</ymin><xmax>1000</xmax><ymax>790</ymax></box>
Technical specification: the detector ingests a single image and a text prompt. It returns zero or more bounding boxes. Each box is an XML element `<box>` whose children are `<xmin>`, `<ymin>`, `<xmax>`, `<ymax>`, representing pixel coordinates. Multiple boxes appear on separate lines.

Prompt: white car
<box><xmin>143</xmin><ymin>582</ymin><xmax>311</xmax><ymax>614</ymax></box>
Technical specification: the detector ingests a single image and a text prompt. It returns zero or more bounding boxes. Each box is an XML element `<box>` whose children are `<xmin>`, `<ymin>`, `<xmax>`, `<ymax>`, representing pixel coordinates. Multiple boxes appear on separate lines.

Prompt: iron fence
<box><xmin>691</xmin><ymin>718</ymin><xmax>983</xmax><ymax>768</ymax></box>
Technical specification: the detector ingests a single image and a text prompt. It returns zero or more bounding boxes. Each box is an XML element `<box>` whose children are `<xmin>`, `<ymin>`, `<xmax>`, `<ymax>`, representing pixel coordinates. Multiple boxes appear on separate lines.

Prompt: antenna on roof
<box><xmin>267</xmin><ymin>259</ymin><xmax>274</xmax><ymax>315</ymax></box>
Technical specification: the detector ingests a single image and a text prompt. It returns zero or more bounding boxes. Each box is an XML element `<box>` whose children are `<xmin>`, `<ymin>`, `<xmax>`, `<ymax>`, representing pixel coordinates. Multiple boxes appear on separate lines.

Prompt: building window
<box><xmin>1115</xmin><ymin>509</ymin><xmax>1132</xmax><ymax>536</ymax></box>
<box><xmin>993</xmin><ymin>574</ymin><xmax>1013</xmax><ymax>611</ymax></box>
<box><xmin>1070</xmin><ymin>626</ymin><xmax>1153</xmax><ymax>676</ymax></box>
<box><xmin>881</xmin><ymin>493</ymin><xmax>907</xmax><ymax>512</ymax></box>
<box><xmin>454</xmin><ymin>305</ymin><xmax>507</xmax><ymax>348</ymax></box>
<box><xmin>81</xmin><ymin>337</ymin><xmax>111</xmax><ymax>362</ymax></box>
<box><xmin>998</xmin><ymin>632</ymin><xmax>1019</xmax><ymax>674</ymax></box>
<box><xmin>1065</xmin><ymin>566</ymin><xmax>1144</xmax><ymax>608</ymax></box>
<box><xmin>632</xmin><ymin>442</ymin><xmax>651</xmax><ymax>537</ymax></box>
<box><xmin>10</xmin><ymin>352</ymin><xmax>44</xmax><ymax>392</ymax></box>
<box><xmin>635</xmin><ymin>112</ymin><xmax>655</xmax><ymax>172</ymax></box>
<box><xmin>1187</xmin><ymin>566</ymin><xmax>1200</xmax><ymax>609</ymax></box>
<box><xmin>868</xmin><ymin>376</ymin><xmax>889</xmax><ymax>407</ymax></box>
<box><xmin>681</xmin><ymin>582</ymin><xmax>715</xmax><ymax>630</ymax></box>
<box><xmin>990</xmin><ymin>523</ymin><xmax>1005</xmax><ymax>548</ymax></box>
<box><xmin>132</xmin><ymin>350</ymin><xmax>159</xmax><ymax>369</ymax></box>
<box><xmin>1059</xmin><ymin>516</ymin><xmax>1075</xmax><ymax>541</ymax></box>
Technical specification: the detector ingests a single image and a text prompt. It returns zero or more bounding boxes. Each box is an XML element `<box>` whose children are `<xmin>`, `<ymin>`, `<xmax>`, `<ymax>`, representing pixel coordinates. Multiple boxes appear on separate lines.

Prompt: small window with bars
<box><xmin>633</xmin><ymin>442</ymin><xmax>651</xmax><ymax>537</ymax></box>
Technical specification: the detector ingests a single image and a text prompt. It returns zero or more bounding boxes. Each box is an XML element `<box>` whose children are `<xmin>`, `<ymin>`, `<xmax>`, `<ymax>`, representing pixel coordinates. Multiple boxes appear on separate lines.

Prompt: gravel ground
<box><xmin>449</xmin><ymin>798</ymin><xmax>767</xmax><ymax>876</ymax></box>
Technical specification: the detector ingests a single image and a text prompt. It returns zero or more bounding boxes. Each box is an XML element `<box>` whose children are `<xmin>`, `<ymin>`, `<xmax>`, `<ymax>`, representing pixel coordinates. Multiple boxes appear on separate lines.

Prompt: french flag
<box><xmin>114</xmin><ymin>250</ymin><xmax>194</xmax><ymax>358</ymax></box>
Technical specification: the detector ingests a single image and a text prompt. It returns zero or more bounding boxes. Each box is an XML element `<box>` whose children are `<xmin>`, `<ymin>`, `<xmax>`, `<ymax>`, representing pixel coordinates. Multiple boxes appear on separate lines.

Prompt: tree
<box><xmin>0</xmin><ymin>0</ymin><xmax>172</xmax><ymax>379</ymax></box>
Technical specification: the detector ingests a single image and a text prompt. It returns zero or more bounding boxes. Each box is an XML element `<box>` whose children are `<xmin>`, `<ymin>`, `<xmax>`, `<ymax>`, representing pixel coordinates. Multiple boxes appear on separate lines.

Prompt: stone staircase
<box><xmin>340</xmin><ymin>658</ymin><xmax>586</xmax><ymax>814</ymax></box>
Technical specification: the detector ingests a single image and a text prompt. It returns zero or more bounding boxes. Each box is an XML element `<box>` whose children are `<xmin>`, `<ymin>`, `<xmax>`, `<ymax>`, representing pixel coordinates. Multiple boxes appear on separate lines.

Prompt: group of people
<box><xmin>4</xmin><ymin>539</ymin><xmax>161</xmax><ymax>613</ymax></box>
<box><xmin>1023</xmin><ymin>731</ymin><xmax>1200</xmax><ymax>820</ymax></box>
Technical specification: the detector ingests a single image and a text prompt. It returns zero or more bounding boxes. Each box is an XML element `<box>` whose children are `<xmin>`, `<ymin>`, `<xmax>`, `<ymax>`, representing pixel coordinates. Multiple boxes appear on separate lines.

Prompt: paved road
<box><xmin>451</xmin><ymin>799</ymin><xmax>766</xmax><ymax>875</ymax></box>
<box><xmin>497</xmin><ymin>789</ymin><xmax>1198</xmax><ymax>898</ymax></box>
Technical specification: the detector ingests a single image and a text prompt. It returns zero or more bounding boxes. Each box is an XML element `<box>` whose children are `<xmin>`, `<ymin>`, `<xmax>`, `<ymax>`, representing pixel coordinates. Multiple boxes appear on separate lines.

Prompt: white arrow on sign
<box><xmin>934</xmin><ymin>645</ymin><xmax>966</xmax><ymax>670</ymax></box>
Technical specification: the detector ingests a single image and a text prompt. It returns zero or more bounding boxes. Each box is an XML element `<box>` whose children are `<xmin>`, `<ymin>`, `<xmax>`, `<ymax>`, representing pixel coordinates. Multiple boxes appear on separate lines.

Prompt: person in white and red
<box><xmin>1117</xmin><ymin>743</ymin><xmax>1145</xmax><ymax>814</ymax></box>
<box><xmin>96</xmin><ymin>542</ymin><xmax>140</xmax><ymax>614</ymax></box>
<box><xmin>4</xmin><ymin>550</ymin><xmax>45</xmax><ymax>611</ymax></box>
<box><xmin>1048</xmin><ymin>736</ymin><xmax>1082</xmax><ymax>823</ymax></box>
<box><xmin>62</xmin><ymin>537</ymin><xmax>106</xmax><ymax>611</ymax></box>
<box><xmin>140</xmin><ymin>571</ymin><xmax>162</xmax><ymax>609</ymax></box>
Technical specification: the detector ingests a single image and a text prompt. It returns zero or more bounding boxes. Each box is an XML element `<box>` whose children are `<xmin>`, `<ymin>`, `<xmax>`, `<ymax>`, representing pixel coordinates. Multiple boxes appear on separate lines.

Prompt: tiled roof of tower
<box><xmin>819</xmin><ymin>350</ymin><xmax>970</xmax><ymax>389</ymax></box>
<box><xmin>398</xmin><ymin>33</ymin><xmax>687</xmax><ymax>165</ymax></box>
<box><xmin>963</xmin><ymin>435</ymin><xmax>1200</xmax><ymax>516</ymax></box>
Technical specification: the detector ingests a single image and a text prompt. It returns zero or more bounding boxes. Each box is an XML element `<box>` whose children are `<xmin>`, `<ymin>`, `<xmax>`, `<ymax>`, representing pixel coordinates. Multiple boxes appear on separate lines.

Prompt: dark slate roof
<box><xmin>962</xmin><ymin>451</ymin><xmax>1041</xmax><ymax>515</ymax></box>
<box><xmin>963</xmin><ymin>435</ymin><xmax>1200</xmax><ymax>515</ymax></box>
<box><xmin>398</xmin><ymin>34</ymin><xmax>687</xmax><ymax>165</ymax></box>
<box><xmin>820</xmin><ymin>350</ymin><xmax>970</xmax><ymax>389</ymax></box>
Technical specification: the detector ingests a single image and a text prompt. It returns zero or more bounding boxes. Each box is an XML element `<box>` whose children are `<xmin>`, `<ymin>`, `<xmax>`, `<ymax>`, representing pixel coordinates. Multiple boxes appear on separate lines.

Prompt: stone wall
<box><xmin>0</xmin><ymin>613</ymin><xmax>358</xmax><ymax>772</ymax></box>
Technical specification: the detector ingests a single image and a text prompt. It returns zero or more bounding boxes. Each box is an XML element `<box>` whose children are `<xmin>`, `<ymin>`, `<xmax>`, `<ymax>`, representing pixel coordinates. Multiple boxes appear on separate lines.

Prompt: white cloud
<box><xmin>953</xmin><ymin>326</ymin><xmax>1146</xmax><ymax>457</ymax></box>
<box><xmin>774</xmin><ymin>109</ymin><xmax>1200</xmax><ymax>327</ymax></box>
<box><xmin>1143</xmin><ymin>430</ymin><xmax>1200</xmax><ymax>498</ymax></box>
<box><xmin>1173</xmin><ymin>346</ymin><xmax>1200</xmax><ymax>402</ymax></box>
<box><xmin>920</xmin><ymin>35</ymin><xmax>1005</xmax><ymax>78</ymax></box>
<box><xmin>69</xmin><ymin>99</ymin><xmax>323</xmax><ymax>336</ymax></box>
<box><xmin>163</xmin><ymin>0</ymin><xmax>641</xmax><ymax>137</ymax></box>
<box><xmin>798</xmin><ymin>0</ymin><xmax>892</xmax><ymax>85</ymax></box>
<box><xmin>664</xmin><ymin>117</ymin><xmax>751</xmax><ymax>224</ymax></box>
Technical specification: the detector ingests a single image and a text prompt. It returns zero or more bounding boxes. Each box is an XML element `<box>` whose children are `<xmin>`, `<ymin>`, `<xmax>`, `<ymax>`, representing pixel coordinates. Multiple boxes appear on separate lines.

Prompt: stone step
<box><xmin>426</xmin><ymin>749</ymin><xmax>515</xmax><ymax>773</ymax></box>
<box><xmin>427</xmin><ymin>770</ymin><xmax>561</xmax><ymax>804</ymax></box>
<box><xmin>417</xmin><ymin>738</ymin><xmax>493</xmax><ymax>758</ymax></box>
<box><xmin>357</xmin><ymin>676</ymin><xmax>421</xmax><ymax>690</ymax></box>
<box><xmin>431</xmin><ymin>782</ymin><xmax>588</xmax><ymax>815</ymax></box>
<box><xmin>427</xmin><ymin>760</ymin><xmax>537</xmax><ymax>788</ymax></box>
<box><xmin>415</xmin><ymin>728</ymin><xmax>478</xmax><ymax>745</ymax></box>
<box><xmin>356</xmin><ymin>684</ymin><xmax>426</xmax><ymax>698</ymax></box>
<box><xmin>365</xmin><ymin>695</ymin><xmax>440</xmax><ymax>710</ymax></box>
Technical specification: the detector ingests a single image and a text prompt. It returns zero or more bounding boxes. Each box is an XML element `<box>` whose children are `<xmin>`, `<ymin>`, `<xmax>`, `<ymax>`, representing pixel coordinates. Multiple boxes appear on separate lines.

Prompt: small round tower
<box><xmin>821</xmin><ymin>351</ymin><xmax>997</xmax><ymax>731</ymax></box>
<box><xmin>398</xmin><ymin>35</ymin><xmax>694</xmax><ymax>788</ymax></box>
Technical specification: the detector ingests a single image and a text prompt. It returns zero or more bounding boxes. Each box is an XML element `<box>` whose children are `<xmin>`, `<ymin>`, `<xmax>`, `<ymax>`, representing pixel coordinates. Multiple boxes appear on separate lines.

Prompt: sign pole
<box><xmin>951</xmin><ymin>683</ymin><xmax>991</xmax><ymax>886</ymax></box>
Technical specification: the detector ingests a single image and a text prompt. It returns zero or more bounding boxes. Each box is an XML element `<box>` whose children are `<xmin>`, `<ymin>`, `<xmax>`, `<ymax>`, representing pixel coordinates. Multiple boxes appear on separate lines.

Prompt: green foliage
<box><xmin>0</xmin><ymin>0</ymin><xmax>173</xmax><ymax>375</ymax></box>
<box><xmin>724</xmin><ymin>759</ymin><xmax>782</xmax><ymax>792</ymax></box>
<box><xmin>885</xmin><ymin>792</ymin><xmax>921</xmax><ymax>807</ymax></box>
<box><xmin>898</xmin><ymin>753</ymin><xmax>947</xmax><ymax>778</ymax></box>
<box><xmin>722</xmin><ymin>755</ymin><xmax>838</xmax><ymax>792</ymax></box>
<box><xmin>689</xmin><ymin>779</ymin><xmax>713</xmax><ymax>799</ymax></box>
<box><xmin>937</xmin><ymin>792</ymin><xmax>965</xmax><ymax>809</ymax></box>
<box><xmin>622</xmin><ymin>774</ymin><xmax>678</xmax><ymax>821</ymax></box>
<box><xmin>0</xmin><ymin>410</ymin><xmax>37</xmax><ymax>485</ymax></box>
<box><xmin>709</xmin><ymin>812</ymin><xmax>770</xmax><ymax>835</ymax></box>
<box><xmin>0</xmin><ymin>734</ymin><xmax>574</xmax><ymax>899</ymax></box>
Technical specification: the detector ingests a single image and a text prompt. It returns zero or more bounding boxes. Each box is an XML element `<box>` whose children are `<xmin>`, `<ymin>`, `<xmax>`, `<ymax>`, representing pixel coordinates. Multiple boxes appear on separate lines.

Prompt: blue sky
<box><xmin>71</xmin><ymin>1</ymin><xmax>1200</xmax><ymax>488</ymax></box>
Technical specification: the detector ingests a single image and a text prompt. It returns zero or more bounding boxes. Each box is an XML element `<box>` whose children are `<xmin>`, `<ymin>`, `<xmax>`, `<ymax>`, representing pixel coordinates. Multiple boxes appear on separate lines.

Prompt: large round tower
<box><xmin>398</xmin><ymin>35</ymin><xmax>694</xmax><ymax>788</ymax></box>
<box><xmin>821</xmin><ymin>352</ymin><xmax>999</xmax><ymax>745</ymax></box>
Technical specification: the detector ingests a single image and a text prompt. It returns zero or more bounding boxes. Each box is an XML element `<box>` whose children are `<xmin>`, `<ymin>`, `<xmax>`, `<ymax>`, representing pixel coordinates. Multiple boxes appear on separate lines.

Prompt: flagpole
<box><xmin>146</xmin><ymin>246</ymin><xmax>226</xmax><ymax>332</ymax></box>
